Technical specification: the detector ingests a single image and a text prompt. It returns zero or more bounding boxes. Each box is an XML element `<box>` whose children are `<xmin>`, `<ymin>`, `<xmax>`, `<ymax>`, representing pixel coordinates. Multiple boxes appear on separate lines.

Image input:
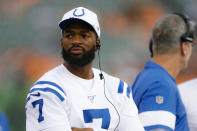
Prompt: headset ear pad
<box><xmin>96</xmin><ymin>38</ymin><xmax>101</xmax><ymax>49</ymax></box>
<box><xmin>96</xmin><ymin>43</ymin><xmax>101</xmax><ymax>48</ymax></box>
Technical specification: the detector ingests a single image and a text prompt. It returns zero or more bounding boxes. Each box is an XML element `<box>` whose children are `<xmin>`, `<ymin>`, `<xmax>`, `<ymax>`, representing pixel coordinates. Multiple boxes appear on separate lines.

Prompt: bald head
<box><xmin>152</xmin><ymin>14</ymin><xmax>190</xmax><ymax>55</ymax></box>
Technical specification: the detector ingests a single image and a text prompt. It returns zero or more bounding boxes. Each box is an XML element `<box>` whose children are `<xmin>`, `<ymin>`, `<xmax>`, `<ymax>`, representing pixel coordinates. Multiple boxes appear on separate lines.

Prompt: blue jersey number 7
<box><xmin>83</xmin><ymin>108</ymin><xmax>111</xmax><ymax>129</ymax></box>
<box><xmin>32</xmin><ymin>99</ymin><xmax>44</xmax><ymax>122</ymax></box>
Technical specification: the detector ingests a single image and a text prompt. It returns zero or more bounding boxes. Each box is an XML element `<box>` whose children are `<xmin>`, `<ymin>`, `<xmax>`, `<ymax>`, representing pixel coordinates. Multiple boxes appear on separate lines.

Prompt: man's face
<box><xmin>61</xmin><ymin>20</ymin><xmax>98</xmax><ymax>66</ymax></box>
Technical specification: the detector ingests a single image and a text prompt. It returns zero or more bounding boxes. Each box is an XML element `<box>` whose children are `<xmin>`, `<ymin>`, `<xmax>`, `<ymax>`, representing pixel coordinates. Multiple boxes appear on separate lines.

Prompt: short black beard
<box><xmin>61</xmin><ymin>45</ymin><xmax>95</xmax><ymax>66</ymax></box>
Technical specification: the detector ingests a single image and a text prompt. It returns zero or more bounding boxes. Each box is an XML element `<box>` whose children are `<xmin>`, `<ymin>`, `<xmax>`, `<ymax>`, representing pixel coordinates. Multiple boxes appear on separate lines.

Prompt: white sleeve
<box><xmin>26</xmin><ymin>85</ymin><xmax>71</xmax><ymax>131</ymax></box>
<box><xmin>118</xmin><ymin>92</ymin><xmax>145</xmax><ymax>131</ymax></box>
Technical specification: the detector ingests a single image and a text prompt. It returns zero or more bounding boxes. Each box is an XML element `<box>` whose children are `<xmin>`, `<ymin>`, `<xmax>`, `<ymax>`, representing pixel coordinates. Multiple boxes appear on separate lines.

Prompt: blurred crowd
<box><xmin>0</xmin><ymin>0</ymin><xmax>197</xmax><ymax>130</ymax></box>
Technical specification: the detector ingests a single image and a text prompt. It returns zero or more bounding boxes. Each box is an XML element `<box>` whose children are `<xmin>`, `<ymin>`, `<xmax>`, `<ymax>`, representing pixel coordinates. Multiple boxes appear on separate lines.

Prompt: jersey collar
<box><xmin>145</xmin><ymin>61</ymin><xmax>176</xmax><ymax>82</ymax></box>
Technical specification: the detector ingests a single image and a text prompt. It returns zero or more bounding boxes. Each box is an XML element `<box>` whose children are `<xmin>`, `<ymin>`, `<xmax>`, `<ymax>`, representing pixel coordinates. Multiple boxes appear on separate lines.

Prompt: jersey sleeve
<box><xmin>118</xmin><ymin>94</ymin><xmax>145</xmax><ymax>131</ymax></box>
<box><xmin>116</xmin><ymin>80</ymin><xmax>145</xmax><ymax>131</ymax></box>
<box><xmin>138</xmin><ymin>81</ymin><xmax>176</xmax><ymax>131</ymax></box>
<box><xmin>25</xmin><ymin>81</ymin><xmax>72</xmax><ymax>131</ymax></box>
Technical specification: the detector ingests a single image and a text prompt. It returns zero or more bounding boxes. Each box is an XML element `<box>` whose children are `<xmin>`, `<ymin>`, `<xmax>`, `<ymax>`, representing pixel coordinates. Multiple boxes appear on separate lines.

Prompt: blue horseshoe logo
<box><xmin>73</xmin><ymin>9</ymin><xmax>85</xmax><ymax>17</ymax></box>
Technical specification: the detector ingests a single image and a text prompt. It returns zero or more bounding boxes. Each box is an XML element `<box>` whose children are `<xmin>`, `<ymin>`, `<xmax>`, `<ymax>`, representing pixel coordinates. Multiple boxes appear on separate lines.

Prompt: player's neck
<box><xmin>152</xmin><ymin>54</ymin><xmax>181</xmax><ymax>78</ymax></box>
<box><xmin>63</xmin><ymin>62</ymin><xmax>94</xmax><ymax>80</ymax></box>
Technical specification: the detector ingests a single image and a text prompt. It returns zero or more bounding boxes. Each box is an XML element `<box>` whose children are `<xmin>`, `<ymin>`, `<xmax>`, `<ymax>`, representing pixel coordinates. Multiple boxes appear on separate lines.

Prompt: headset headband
<box><xmin>174</xmin><ymin>13</ymin><xmax>194</xmax><ymax>43</ymax></box>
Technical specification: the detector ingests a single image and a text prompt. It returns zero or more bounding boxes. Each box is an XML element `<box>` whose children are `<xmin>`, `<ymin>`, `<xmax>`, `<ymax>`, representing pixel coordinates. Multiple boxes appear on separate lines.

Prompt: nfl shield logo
<box><xmin>88</xmin><ymin>95</ymin><xmax>96</xmax><ymax>103</ymax></box>
<box><xmin>156</xmin><ymin>96</ymin><xmax>164</xmax><ymax>104</ymax></box>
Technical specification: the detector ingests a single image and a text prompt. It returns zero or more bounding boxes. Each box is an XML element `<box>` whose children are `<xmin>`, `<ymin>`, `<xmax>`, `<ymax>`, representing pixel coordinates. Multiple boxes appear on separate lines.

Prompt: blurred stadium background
<box><xmin>0</xmin><ymin>0</ymin><xmax>197</xmax><ymax>130</ymax></box>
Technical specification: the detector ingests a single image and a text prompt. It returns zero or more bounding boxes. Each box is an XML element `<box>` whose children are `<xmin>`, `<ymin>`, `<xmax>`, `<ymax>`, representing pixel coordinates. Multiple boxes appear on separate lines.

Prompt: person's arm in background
<box><xmin>137</xmin><ymin>82</ymin><xmax>176</xmax><ymax>131</ymax></box>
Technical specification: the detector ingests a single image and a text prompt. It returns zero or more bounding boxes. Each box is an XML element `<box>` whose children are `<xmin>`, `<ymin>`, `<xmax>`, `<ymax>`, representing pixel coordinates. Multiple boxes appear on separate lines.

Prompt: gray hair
<box><xmin>152</xmin><ymin>14</ymin><xmax>187</xmax><ymax>55</ymax></box>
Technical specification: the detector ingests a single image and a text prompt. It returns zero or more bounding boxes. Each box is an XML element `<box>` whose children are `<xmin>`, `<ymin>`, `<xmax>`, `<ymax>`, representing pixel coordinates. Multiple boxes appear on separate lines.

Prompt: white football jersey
<box><xmin>26</xmin><ymin>64</ymin><xmax>144</xmax><ymax>131</ymax></box>
<box><xmin>178</xmin><ymin>78</ymin><xmax>197</xmax><ymax>131</ymax></box>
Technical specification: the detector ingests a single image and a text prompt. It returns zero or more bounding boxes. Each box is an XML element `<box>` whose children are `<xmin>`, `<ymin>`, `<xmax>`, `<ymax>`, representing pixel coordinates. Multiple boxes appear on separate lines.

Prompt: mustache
<box><xmin>70</xmin><ymin>44</ymin><xmax>85</xmax><ymax>50</ymax></box>
<box><xmin>68</xmin><ymin>44</ymin><xmax>85</xmax><ymax>53</ymax></box>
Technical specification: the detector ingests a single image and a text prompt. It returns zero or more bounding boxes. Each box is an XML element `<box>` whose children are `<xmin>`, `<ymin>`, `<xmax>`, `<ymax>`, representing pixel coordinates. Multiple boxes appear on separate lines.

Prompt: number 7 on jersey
<box><xmin>83</xmin><ymin>108</ymin><xmax>111</xmax><ymax>130</ymax></box>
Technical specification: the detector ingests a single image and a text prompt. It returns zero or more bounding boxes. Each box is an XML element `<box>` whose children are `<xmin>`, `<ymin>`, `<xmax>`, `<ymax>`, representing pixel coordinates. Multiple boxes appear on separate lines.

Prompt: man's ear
<box><xmin>96</xmin><ymin>38</ymin><xmax>101</xmax><ymax>50</ymax></box>
<box><xmin>60</xmin><ymin>38</ymin><xmax>63</xmax><ymax>48</ymax></box>
<box><xmin>180</xmin><ymin>42</ymin><xmax>189</xmax><ymax>56</ymax></box>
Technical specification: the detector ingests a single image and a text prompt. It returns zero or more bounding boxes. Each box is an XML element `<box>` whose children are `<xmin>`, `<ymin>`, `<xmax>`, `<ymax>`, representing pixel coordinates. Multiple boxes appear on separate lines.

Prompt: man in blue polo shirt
<box><xmin>132</xmin><ymin>13</ymin><xmax>196</xmax><ymax>131</ymax></box>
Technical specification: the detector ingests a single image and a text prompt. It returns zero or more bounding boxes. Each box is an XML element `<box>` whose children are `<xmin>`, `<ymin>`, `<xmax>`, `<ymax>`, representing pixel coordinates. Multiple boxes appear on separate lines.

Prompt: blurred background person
<box><xmin>1</xmin><ymin>0</ymin><xmax>197</xmax><ymax>130</ymax></box>
<box><xmin>178</xmin><ymin>78</ymin><xmax>197</xmax><ymax>131</ymax></box>
<box><xmin>132</xmin><ymin>13</ymin><xmax>196</xmax><ymax>131</ymax></box>
<box><xmin>0</xmin><ymin>110</ymin><xmax>10</xmax><ymax>131</ymax></box>
<box><xmin>177</xmin><ymin>45</ymin><xmax>197</xmax><ymax>131</ymax></box>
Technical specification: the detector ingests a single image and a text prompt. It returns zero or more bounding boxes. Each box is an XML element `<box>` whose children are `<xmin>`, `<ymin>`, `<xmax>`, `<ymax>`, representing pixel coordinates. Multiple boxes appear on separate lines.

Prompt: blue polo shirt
<box><xmin>132</xmin><ymin>61</ymin><xmax>189</xmax><ymax>131</ymax></box>
<box><xmin>0</xmin><ymin>111</ymin><xmax>10</xmax><ymax>131</ymax></box>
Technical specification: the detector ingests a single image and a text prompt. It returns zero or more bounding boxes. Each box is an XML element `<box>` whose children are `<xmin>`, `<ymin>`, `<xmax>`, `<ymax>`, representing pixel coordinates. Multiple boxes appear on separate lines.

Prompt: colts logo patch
<box><xmin>156</xmin><ymin>96</ymin><xmax>164</xmax><ymax>104</ymax></box>
<box><xmin>73</xmin><ymin>8</ymin><xmax>85</xmax><ymax>17</ymax></box>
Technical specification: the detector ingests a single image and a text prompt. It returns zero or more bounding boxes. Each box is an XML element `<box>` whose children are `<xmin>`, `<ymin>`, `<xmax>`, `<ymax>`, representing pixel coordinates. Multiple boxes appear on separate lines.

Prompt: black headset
<box><xmin>149</xmin><ymin>13</ymin><xmax>195</xmax><ymax>58</ymax></box>
<box><xmin>97</xmin><ymin>42</ymin><xmax>103</xmax><ymax>80</ymax></box>
<box><xmin>96</xmin><ymin>43</ymin><xmax>101</xmax><ymax>49</ymax></box>
<box><xmin>175</xmin><ymin>13</ymin><xmax>195</xmax><ymax>43</ymax></box>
